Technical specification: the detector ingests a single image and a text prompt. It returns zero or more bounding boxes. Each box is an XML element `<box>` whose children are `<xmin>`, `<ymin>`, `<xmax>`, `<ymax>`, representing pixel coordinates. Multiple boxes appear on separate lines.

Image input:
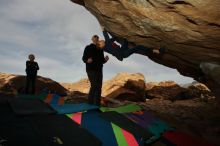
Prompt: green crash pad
<box><xmin>100</xmin><ymin>104</ymin><xmax>142</xmax><ymax>113</ymax></box>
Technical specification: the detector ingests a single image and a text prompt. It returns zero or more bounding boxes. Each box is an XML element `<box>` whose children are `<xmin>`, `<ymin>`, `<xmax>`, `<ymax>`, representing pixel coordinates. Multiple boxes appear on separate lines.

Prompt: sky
<box><xmin>0</xmin><ymin>0</ymin><xmax>194</xmax><ymax>84</ymax></box>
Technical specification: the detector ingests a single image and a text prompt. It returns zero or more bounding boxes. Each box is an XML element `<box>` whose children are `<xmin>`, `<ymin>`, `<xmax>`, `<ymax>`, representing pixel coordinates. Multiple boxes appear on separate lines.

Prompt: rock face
<box><xmin>146</xmin><ymin>81</ymin><xmax>186</xmax><ymax>100</ymax></box>
<box><xmin>143</xmin><ymin>98</ymin><xmax>220</xmax><ymax>145</ymax></box>
<box><xmin>70</xmin><ymin>0</ymin><xmax>220</xmax><ymax>98</ymax></box>
<box><xmin>145</xmin><ymin>81</ymin><xmax>214</xmax><ymax>101</ymax></box>
<box><xmin>62</xmin><ymin>73</ymin><xmax>214</xmax><ymax>102</ymax></box>
<box><xmin>0</xmin><ymin>73</ymin><xmax>68</xmax><ymax>96</ymax></box>
<box><xmin>102</xmin><ymin>73</ymin><xmax>146</xmax><ymax>101</ymax></box>
<box><xmin>63</xmin><ymin>73</ymin><xmax>146</xmax><ymax>102</ymax></box>
<box><xmin>61</xmin><ymin>78</ymin><xmax>90</xmax><ymax>93</ymax></box>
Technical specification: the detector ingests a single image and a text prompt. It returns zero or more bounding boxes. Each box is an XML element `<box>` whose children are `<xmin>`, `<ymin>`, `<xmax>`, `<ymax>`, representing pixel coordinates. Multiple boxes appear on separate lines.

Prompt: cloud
<box><xmin>0</xmin><ymin>0</ymin><xmax>194</xmax><ymax>84</ymax></box>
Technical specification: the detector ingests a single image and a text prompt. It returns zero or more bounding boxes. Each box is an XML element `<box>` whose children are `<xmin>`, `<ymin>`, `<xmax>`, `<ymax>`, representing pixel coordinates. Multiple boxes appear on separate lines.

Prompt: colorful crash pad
<box><xmin>125</xmin><ymin>110</ymin><xmax>173</xmax><ymax>136</ymax></box>
<box><xmin>44</xmin><ymin>94</ymin><xmax>65</xmax><ymax>105</ymax></box>
<box><xmin>27</xmin><ymin>114</ymin><xmax>102</xmax><ymax>146</ymax></box>
<box><xmin>18</xmin><ymin>93</ymin><xmax>65</xmax><ymax>105</ymax></box>
<box><xmin>111</xmin><ymin>123</ymin><xmax>140</xmax><ymax>146</ymax></box>
<box><xmin>67</xmin><ymin>110</ymin><xmax>142</xmax><ymax>146</ymax></box>
<box><xmin>68</xmin><ymin>110</ymin><xmax>118</xmax><ymax>146</ymax></box>
<box><xmin>100</xmin><ymin>111</ymin><xmax>153</xmax><ymax>140</ymax></box>
<box><xmin>100</xmin><ymin>104</ymin><xmax>142</xmax><ymax>113</ymax></box>
<box><xmin>51</xmin><ymin>103</ymin><xmax>98</xmax><ymax>114</ymax></box>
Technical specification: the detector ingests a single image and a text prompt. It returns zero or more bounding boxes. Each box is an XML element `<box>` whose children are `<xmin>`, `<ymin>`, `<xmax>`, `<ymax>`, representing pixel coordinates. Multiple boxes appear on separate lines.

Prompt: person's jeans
<box><xmin>86</xmin><ymin>69</ymin><xmax>103</xmax><ymax>105</ymax></box>
<box><xmin>25</xmin><ymin>76</ymin><xmax>36</xmax><ymax>94</ymax></box>
<box><xmin>120</xmin><ymin>39</ymin><xmax>153</xmax><ymax>58</ymax></box>
<box><xmin>123</xmin><ymin>45</ymin><xmax>153</xmax><ymax>58</ymax></box>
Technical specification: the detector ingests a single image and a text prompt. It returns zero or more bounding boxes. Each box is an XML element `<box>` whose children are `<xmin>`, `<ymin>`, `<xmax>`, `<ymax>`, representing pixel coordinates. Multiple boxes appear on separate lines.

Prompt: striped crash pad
<box><xmin>100</xmin><ymin>111</ymin><xmax>153</xmax><ymax>140</ymax></box>
<box><xmin>124</xmin><ymin>110</ymin><xmax>173</xmax><ymax>137</ymax></box>
<box><xmin>100</xmin><ymin>105</ymin><xmax>173</xmax><ymax>144</ymax></box>
<box><xmin>18</xmin><ymin>94</ymin><xmax>98</xmax><ymax>114</ymax></box>
<box><xmin>51</xmin><ymin>103</ymin><xmax>99</xmax><ymax>114</ymax></box>
<box><xmin>18</xmin><ymin>93</ymin><xmax>65</xmax><ymax>105</ymax></box>
<box><xmin>0</xmin><ymin>101</ymin><xmax>101</xmax><ymax>146</ymax></box>
<box><xmin>27</xmin><ymin>114</ymin><xmax>102</xmax><ymax>146</ymax></box>
<box><xmin>100</xmin><ymin>104</ymin><xmax>142</xmax><ymax>113</ymax></box>
<box><xmin>15</xmin><ymin>94</ymin><xmax>215</xmax><ymax>146</ymax></box>
<box><xmin>67</xmin><ymin>110</ymin><xmax>143</xmax><ymax>146</ymax></box>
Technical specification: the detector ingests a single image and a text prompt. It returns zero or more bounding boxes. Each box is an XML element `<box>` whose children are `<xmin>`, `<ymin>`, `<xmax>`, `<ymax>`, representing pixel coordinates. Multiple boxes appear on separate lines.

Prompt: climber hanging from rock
<box><xmin>97</xmin><ymin>26</ymin><xmax>165</xmax><ymax>61</ymax></box>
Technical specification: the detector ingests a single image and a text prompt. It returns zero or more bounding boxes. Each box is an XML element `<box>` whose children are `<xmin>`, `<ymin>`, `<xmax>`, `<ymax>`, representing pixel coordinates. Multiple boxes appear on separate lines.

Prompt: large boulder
<box><xmin>63</xmin><ymin>73</ymin><xmax>146</xmax><ymax>102</ymax></box>
<box><xmin>61</xmin><ymin>78</ymin><xmax>90</xmax><ymax>93</ymax></box>
<box><xmin>70</xmin><ymin>0</ymin><xmax>220</xmax><ymax>98</ymax></box>
<box><xmin>146</xmin><ymin>81</ymin><xmax>187</xmax><ymax>100</ymax></box>
<box><xmin>145</xmin><ymin>81</ymin><xmax>214</xmax><ymax>101</ymax></box>
<box><xmin>187</xmin><ymin>82</ymin><xmax>215</xmax><ymax>101</ymax></box>
<box><xmin>0</xmin><ymin>73</ymin><xmax>68</xmax><ymax>96</ymax></box>
<box><xmin>102</xmin><ymin>73</ymin><xmax>146</xmax><ymax>101</ymax></box>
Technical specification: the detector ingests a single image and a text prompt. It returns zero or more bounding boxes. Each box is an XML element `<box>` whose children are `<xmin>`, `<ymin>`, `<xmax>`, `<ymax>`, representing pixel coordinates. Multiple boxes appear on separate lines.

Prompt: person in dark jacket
<box><xmin>98</xmin><ymin>27</ymin><xmax>165</xmax><ymax>61</ymax></box>
<box><xmin>82</xmin><ymin>35</ymin><xmax>109</xmax><ymax>105</ymax></box>
<box><xmin>25</xmin><ymin>54</ymin><xmax>39</xmax><ymax>94</ymax></box>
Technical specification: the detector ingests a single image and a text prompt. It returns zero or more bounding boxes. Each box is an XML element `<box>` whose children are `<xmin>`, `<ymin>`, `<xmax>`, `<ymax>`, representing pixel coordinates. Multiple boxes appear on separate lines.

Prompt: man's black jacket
<box><xmin>25</xmin><ymin>61</ymin><xmax>39</xmax><ymax>77</ymax></box>
<box><xmin>82</xmin><ymin>43</ymin><xmax>106</xmax><ymax>71</ymax></box>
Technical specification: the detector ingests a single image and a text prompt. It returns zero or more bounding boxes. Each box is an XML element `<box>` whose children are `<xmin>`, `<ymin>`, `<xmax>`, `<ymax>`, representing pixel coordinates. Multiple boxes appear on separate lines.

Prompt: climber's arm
<box><xmin>102</xmin><ymin>29</ymin><xmax>111</xmax><ymax>42</ymax></box>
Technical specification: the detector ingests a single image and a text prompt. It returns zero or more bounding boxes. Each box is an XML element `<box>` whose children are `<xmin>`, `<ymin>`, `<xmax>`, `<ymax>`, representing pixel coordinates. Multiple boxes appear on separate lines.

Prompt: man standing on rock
<box><xmin>82</xmin><ymin>35</ymin><xmax>109</xmax><ymax>106</ymax></box>
<box><xmin>25</xmin><ymin>54</ymin><xmax>39</xmax><ymax>94</ymax></box>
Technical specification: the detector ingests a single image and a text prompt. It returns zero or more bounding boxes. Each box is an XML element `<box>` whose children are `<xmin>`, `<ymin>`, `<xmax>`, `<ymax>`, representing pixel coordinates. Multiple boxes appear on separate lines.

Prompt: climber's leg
<box><xmin>111</xmin><ymin>39</ymin><xmax>129</xmax><ymax>61</ymax></box>
<box><xmin>123</xmin><ymin>45</ymin><xmax>153</xmax><ymax>58</ymax></box>
<box><xmin>120</xmin><ymin>39</ymin><xmax>129</xmax><ymax>52</ymax></box>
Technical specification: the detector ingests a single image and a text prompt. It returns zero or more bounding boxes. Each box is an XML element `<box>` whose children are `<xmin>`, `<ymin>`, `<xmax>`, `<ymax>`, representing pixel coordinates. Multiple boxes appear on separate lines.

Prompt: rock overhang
<box><xmin>70</xmin><ymin>0</ymin><xmax>220</xmax><ymax>98</ymax></box>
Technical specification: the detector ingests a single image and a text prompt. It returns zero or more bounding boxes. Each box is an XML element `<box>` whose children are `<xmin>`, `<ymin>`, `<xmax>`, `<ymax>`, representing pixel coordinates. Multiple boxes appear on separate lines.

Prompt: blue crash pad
<box><xmin>51</xmin><ymin>103</ymin><xmax>99</xmax><ymax>114</ymax></box>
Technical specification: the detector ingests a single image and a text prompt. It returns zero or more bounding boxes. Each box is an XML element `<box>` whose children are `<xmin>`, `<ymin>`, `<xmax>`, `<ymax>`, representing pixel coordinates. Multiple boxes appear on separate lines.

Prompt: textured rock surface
<box><xmin>146</xmin><ymin>81</ymin><xmax>186</xmax><ymax>100</ymax></box>
<box><xmin>145</xmin><ymin>81</ymin><xmax>214</xmax><ymax>101</ymax></box>
<box><xmin>142</xmin><ymin>99</ymin><xmax>220</xmax><ymax>145</ymax></box>
<box><xmin>0</xmin><ymin>73</ymin><xmax>68</xmax><ymax>95</ymax></box>
<box><xmin>62</xmin><ymin>73</ymin><xmax>214</xmax><ymax>102</ymax></box>
<box><xmin>71</xmin><ymin>0</ymin><xmax>220</xmax><ymax>98</ymax></box>
<box><xmin>61</xmin><ymin>78</ymin><xmax>90</xmax><ymax>93</ymax></box>
<box><xmin>102</xmin><ymin>72</ymin><xmax>146</xmax><ymax>101</ymax></box>
<box><xmin>63</xmin><ymin>73</ymin><xmax>146</xmax><ymax>101</ymax></box>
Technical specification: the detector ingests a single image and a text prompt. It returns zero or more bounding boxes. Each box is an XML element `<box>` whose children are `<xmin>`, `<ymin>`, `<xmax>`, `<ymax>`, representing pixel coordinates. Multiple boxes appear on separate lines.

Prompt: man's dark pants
<box><xmin>25</xmin><ymin>75</ymin><xmax>36</xmax><ymax>94</ymax></box>
<box><xmin>86</xmin><ymin>69</ymin><xmax>103</xmax><ymax>106</ymax></box>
